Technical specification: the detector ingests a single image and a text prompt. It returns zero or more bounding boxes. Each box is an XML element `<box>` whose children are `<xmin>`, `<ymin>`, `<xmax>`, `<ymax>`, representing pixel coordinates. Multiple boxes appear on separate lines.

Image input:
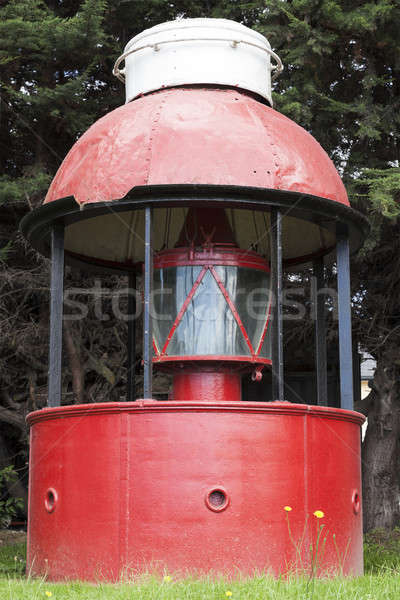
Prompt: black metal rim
<box><xmin>20</xmin><ymin>184</ymin><xmax>369</xmax><ymax>272</ymax></box>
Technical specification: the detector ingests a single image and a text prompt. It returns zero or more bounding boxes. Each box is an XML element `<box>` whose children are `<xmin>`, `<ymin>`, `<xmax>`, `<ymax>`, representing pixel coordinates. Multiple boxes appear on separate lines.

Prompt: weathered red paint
<box><xmin>172</xmin><ymin>372</ymin><xmax>241</xmax><ymax>402</ymax></box>
<box><xmin>27</xmin><ymin>402</ymin><xmax>364</xmax><ymax>580</ymax></box>
<box><xmin>44</xmin><ymin>88</ymin><xmax>349</xmax><ymax>207</ymax></box>
<box><xmin>153</xmin><ymin>355</ymin><xmax>272</xmax><ymax>368</ymax></box>
<box><xmin>27</xmin><ymin>66</ymin><xmax>363</xmax><ymax>582</ymax></box>
<box><xmin>154</xmin><ymin>247</ymin><xmax>270</xmax><ymax>270</ymax></box>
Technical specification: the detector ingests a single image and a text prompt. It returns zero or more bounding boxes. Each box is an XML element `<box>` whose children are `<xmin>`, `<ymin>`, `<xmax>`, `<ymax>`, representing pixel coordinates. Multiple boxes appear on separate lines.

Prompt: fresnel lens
<box><xmin>152</xmin><ymin>207</ymin><xmax>271</xmax><ymax>401</ymax></box>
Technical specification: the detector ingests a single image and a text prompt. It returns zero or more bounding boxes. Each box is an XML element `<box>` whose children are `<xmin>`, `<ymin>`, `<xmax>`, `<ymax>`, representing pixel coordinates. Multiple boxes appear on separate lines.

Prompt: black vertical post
<box><xmin>143</xmin><ymin>206</ymin><xmax>153</xmax><ymax>398</ymax></box>
<box><xmin>313</xmin><ymin>257</ymin><xmax>328</xmax><ymax>406</ymax></box>
<box><xmin>336</xmin><ymin>225</ymin><xmax>354</xmax><ymax>410</ymax></box>
<box><xmin>127</xmin><ymin>271</ymin><xmax>136</xmax><ymax>402</ymax></box>
<box><xmin>48</xmin><ymin>223</ymin><xmax>64</xmax><ymax>407</ymax></box>
<box><xmin>270</xmin><ymin>209</ymin><xmax>284</xmax><ymax>402</ymax></box>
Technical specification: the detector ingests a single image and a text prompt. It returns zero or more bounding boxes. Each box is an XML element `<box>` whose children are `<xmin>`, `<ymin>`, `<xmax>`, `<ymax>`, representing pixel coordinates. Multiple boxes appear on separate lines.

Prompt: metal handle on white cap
<box><xmin>113</xmin><ymin>37</ymin><xmax>283</xmax><ymax>84</ymax></box>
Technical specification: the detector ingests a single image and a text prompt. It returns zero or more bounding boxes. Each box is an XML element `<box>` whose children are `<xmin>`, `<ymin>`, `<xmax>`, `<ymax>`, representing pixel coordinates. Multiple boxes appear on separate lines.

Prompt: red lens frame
<box><xmin>152</xmin><ymin>246</ymin><xmax>271</xmax><ymax>368</ymax></box>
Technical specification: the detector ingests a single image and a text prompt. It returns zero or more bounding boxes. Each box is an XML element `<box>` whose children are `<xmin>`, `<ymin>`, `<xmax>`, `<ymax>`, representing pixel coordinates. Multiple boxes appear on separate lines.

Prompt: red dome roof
<box><xmin>45</xmin><ymin>87</ymin><xmax>349</xmax><ymax>207</ymax></box>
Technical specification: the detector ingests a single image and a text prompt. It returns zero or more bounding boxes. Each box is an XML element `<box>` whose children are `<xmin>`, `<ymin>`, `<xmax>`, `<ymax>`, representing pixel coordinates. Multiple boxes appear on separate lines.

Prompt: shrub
<box><xmin>0</xmin><ymin>466</ymin><xmax>24</xmax><ymax>528</ymax></box>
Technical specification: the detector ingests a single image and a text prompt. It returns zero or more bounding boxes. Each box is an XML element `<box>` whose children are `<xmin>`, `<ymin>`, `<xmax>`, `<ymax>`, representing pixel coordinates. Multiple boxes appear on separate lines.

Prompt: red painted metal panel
<box><xmin>27</xmin><ymin>402</ymin><xmax>364</xmax><ymax>580</ymax></box>
<box><xmin>306</xmin><ymin>414</ymin><xmax>364</xmax><ymax>574</ymax></box>
<box><xmin>152</xmin><ymin>355</ymin><xmax>272</xmax><ymax>367</ymax></box>
<box><xmin>154</xmin><ymin>247</ymin><xmax>270</xmax><ymax>271</ymax></box>
<box><xmin>44</xmin><ymin>88</ymin><xmax>349</xmax><ymax>207</ymax></box>
<box><xmin>172</xmin><ymin>372</ymin><xmax>241</xmax><ymax>402</ymax></box>
<box><xmin>27</xmin><ymin>413</ymin><xmax>122</xmax><ymax>580</ymax></box>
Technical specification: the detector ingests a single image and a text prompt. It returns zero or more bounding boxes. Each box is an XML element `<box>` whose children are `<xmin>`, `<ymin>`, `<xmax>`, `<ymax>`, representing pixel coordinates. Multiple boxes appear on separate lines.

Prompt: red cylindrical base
<box><xmin>26</xmin><ymin>402</ymin><xmax>364</xmax><ymax>581</ymax></box>
<box><xmin>172</xmin><ymin>371</ymin><xmax>241</xmax><ymax>402</ymax></box>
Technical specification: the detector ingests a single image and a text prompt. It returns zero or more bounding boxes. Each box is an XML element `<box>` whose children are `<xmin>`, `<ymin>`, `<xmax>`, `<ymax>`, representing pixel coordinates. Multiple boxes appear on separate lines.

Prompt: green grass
<box><xmin>364</xmin><ymin>527</ymin><xmax>400</xmax><ymax>573</ymax></box>
<box><xmin>1</xmin><ymin>572</ymin><xmax>400</xmax><ymax>600</ymax></box>
<box><xmin>0</xmin><ymin>533</ymin><xmax>398</xmax><ymax>599</ymax></box>
<box><xmin>0</xmin><ymin>542</ymin><xmax>26</xmax><ymax>577</ymax></box>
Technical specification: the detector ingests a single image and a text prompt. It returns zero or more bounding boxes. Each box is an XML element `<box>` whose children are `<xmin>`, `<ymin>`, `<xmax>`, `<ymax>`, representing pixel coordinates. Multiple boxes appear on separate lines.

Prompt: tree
<box><xmin>0</xmin><ymin>0</ymin><xmax>117</xmax><ymax>515</ymax></box>
<box><xmin>1</xmin><ymin>0</ymin><xmax>400</xmax><ymax>530</ymax></box>
<box><xmin>0</xmin><ymin>0</ymin><xmax>245</xmax><ymax>517</ymax></box>
<box><xmin>351</xmin><ymin>169</ymin><xmax>400</xmax><ymax>531</ymax></box>
<box><xmin>261</xmin><ymin>0</ymin><xmax>400</xmax><ymax>531</ymax></box>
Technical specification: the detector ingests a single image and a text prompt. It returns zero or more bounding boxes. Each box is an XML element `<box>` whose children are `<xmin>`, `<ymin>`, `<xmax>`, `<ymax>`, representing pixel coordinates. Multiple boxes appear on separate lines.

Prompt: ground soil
<box><xmin>0</xmin><ymin>529</ymin><xmax>27</xmax><ymax>546</ymax></box>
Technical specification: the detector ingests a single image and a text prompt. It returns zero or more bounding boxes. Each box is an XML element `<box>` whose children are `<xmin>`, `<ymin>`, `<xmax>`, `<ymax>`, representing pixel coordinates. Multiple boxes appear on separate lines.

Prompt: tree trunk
<box><xmin>362</xmin><ymin>357</ymin><xmax>400</xmax><ymax>531</ymax></box>
<box><xmin>63</xmin><ymin>322</ymin><xmax>85</xmax><ymax>404</ymax></box>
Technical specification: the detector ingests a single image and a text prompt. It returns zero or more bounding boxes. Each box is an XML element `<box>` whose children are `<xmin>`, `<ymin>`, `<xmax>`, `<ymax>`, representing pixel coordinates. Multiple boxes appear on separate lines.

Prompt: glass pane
<box><xmin>153</xmin><ymin>266</ymin><xmax>202</xmax><ymax>350</ymax></box>
<box><xmin>214</xmin><ymin>266</ymin><xmax>271</xmax><ymax>356</ymax></box>
<box><xmin>259</xmin><ymin>321</ymin><xmax>272</xmax><ymax>359</ymax></box>
<box><xmin>167</xmin><ymin>269</ymin><xmax>250</xmax><ymax>356</ymax></box>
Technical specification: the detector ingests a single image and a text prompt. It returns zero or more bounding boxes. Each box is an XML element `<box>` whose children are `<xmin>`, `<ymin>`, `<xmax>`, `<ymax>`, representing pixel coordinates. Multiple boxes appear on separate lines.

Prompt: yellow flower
<box><xmin>163</xmin><ymin>575</ymin><xmax>172</xmax><ymax>583</ymax></box>
<box><xmin>283</xmin><ymin>506</ymin><xmax>292</xmax><ymax>512</ymax></box>
<box><xmin>313</xmin><ymin>510</ymin><xmax>324</xmax><ymax>519</ymax></box>
<box><xmin>45</xmin><ymin>593</ymin><xmax>52</xmax><ymax>598</ymax></box>
<box><xmin>225</xmin><ymin>592</ymin><xmax>233</xmax><ymax>597</ymax></box>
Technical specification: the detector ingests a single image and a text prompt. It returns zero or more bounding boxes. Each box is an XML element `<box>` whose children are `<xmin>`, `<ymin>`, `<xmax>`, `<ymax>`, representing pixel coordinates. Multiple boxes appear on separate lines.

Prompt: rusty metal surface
<box><xmin>44</xmin><ymin>88</ymin><xmax>349</xmax><ymax>207</ymax></box>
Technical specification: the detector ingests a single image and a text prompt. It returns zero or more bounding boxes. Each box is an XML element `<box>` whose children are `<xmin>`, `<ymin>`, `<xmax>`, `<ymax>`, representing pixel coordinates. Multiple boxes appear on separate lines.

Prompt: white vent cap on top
<box><xmin>113</xmin><ymin>18</ymin><xmax>282</xmax><ymax>106</ymax></box>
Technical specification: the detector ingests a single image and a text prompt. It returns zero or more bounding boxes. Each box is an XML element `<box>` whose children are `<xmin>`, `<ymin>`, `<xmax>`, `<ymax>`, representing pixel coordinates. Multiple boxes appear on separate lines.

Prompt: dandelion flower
<box><xmin>283</xmin><ymin>506</ymin><xmax>292</xmax><ymax>512</ymax></box>
<box><xmin>313</xmin><ymin>510</ymin><xmax>324</xmax><ymax>519</ymax></box>
<box><xmin>225</xmin><ymin>592</ymin><xmax>233</xmax><ymax>597</ymax></box>
<box><xmin>45</xmin><ymin>592</ymin><xmax>52</xmax><ymax>598</ymax></box>
<box><xmin>163</xmin><ymin>575</ymin><xmax>172</xmax><ymax>583</ymax></box>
